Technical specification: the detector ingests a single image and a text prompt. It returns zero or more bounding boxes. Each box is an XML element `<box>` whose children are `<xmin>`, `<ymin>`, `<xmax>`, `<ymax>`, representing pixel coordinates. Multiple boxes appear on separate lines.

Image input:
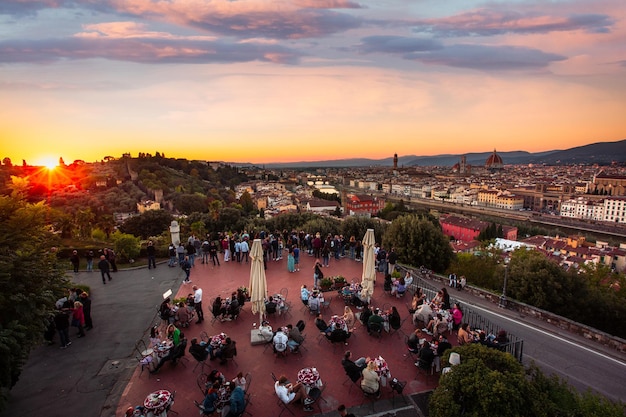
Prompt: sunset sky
<box><xmin>1</xmin><ymin>0</ymin><xmax>625</xmax><ymax>165</ymax></box>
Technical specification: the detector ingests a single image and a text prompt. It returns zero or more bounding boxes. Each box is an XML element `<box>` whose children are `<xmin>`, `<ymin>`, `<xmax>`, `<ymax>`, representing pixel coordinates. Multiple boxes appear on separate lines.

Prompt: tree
<box><xmin>340</xmin><ymin>216</ymin><xmax>387</xmax><ymax>244</ymax></box>
<box><xmin>239</xmin><ymin>191</ymin><xmax>254</xmax><ymax>214</ymax></box>
<box><xmin>383</xmin><ymin>214</ymin><xmax>453</xmax><ymax>272</ymax></box>
<box><xmin>112</xmin><ymin>232</ymin><xmax>140</xmax><ymax>262</ymax></box>
<box><xmin>119</xmin><ymin>210</ymin><xmax>173</xmax><ymax>239</ymax></box>
<box><xmin>431</xmin><ymin>345</ymin><xmax>626</xmax><ymax>417</ymax></box>
<box><xmin>506</xmin><ymin>249</ymin><xmax>575</xmax><ymax>311</ymax></box>
<box><xmin>0</xmin><ymin>196</ymin><xmax>69</xmax><ymax>409</ymax></box>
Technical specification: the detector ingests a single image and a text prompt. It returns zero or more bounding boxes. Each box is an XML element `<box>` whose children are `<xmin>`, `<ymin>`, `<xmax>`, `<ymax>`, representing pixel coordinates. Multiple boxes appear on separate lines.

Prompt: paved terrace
<box><xmin>1</xmin><ymin>251</ymin><xmax>442</xmax><ymax>417</ymax></box>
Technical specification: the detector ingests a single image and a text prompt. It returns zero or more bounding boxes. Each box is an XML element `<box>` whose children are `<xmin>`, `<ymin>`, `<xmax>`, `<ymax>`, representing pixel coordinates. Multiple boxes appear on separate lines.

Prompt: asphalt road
<box><xmin>417</xmin><ymin>274</ymin><xmax>626</xmax><ymax>403</ymax></box>
<box><xmin>0</xmin><ymin>263</ymin><xmax>184</xmax><ymax>417</ymax></box>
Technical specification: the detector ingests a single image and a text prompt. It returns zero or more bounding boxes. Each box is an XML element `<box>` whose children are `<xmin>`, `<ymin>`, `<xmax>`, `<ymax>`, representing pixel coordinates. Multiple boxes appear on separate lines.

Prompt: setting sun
<box><xmin>34</xmin><ymin>157</ymin><xmax>58</xmax><ymax>171</ymax></box>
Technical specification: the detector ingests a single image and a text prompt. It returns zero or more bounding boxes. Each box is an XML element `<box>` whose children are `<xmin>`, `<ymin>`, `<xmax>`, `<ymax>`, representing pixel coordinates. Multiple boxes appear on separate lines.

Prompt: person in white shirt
<box><xmin>274</xmin><ymin>375</ymin><xmax>314</xmax><ymax>411</ymax></box>
<box><xmin>193</xmin><ymin>285</ymin><xmax>204</xmax><ymax>323</ymax></box>
<box><xmin>273</xmin><ymin>328</ymin><xmax>288</xmax><ymax>354</ymax></box>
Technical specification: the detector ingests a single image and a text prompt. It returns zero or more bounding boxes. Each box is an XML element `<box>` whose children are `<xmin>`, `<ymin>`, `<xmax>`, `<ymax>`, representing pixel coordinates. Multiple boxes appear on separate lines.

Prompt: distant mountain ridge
<box><xmin>242</xmin><ymin>139</ymin><xmax>626</xmax><ymax>168</ymax></box>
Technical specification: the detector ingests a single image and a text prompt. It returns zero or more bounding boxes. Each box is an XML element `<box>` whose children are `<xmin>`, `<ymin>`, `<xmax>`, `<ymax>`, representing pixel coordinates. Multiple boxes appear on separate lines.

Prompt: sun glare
<box><xmin>36</xmin><ymin>157</ymin><xmax>58</xmax><ymax>171</ymax></box>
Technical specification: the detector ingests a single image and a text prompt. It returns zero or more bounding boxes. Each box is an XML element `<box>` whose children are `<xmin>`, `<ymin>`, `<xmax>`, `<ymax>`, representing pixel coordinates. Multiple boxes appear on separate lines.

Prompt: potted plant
<box><xmin>319</xmin><ymin>277</ymin><xmax>333</xmax><ymax>291</ymax></box>
<box><xmin>333</xmin><ymin>275</ymin><xmax>347</xmax><ymax>288</ymax></box>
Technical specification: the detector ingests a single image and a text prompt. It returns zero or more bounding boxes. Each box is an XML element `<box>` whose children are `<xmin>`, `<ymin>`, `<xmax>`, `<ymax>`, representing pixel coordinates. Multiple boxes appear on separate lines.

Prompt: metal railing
<box><xmin>397</xmin><ymin>265</ymin><xmax>524</xmax><ymax>362</ymax></box>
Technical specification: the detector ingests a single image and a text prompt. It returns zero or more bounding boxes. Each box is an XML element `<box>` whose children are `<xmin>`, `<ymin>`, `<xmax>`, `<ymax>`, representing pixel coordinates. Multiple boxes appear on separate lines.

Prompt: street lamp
<box><xmin>499</xmin><ymin>260</ymin><xmax>509</xmax><ymax>308</ymax></box>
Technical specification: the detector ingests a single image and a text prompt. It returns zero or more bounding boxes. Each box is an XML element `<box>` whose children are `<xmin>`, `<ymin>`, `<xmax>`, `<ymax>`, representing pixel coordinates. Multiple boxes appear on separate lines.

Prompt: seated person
<box><xmin>350</xmin><ymin>290</ymin><xmax>366</xmax><ymax>308</ymax></box>
<box><xmin>360</xmin><ymin>361</ymin><xmax>381</xmax><ymax>397</ymax></box>
<box><xmin>226</xmin><ymin>294</ymin><xmax>240</xmax><ymax>319</ymax></box>
<box><xmin>232</xmin><ymin>372</ymin><xmax>247</xmax><ymax>391</ymax></box>
<box><xmin>326</xmin><ymin>327</ymin><xmax>350</xmax><ymax>344</ymax></box>
<box><xmin>175</xmin><ymin>302</ymin><xmax>192</xmax><ymax>328</ymax></box>
<box><xmin>265</xmin><ymin>297</ymin><xmax>278</xmax><ymax>315</ymax></box>
<box><xmin>413</xmin><ymin>303</ymin><xmax>432</xmax><ymax>328</ymax></box>
<box><xmin>199</xmin><ymin>382</ymin><xmax>220</xmax><ymax>414</ymax></box>
<box><xmin>166</xmin><ymin>324</ymin><xmax>181</xmax><ymax>346</ymax></box>
<box><xmin>286</xmin><ymin>324</ymin><xmax>304</xmax><ymax>352</ymax></box>
<box><xmin>149</xmin><ymin>325</ymin><xmax>161</xmax><ymax>348</ymax></box>
<box><xmin>477</xmin><ymin>331</ymin><xmax>498</xmax><ymax>349</ymax></box>
<box><xmin>224</xmin><ymin>383</ymin><xmax>246</xmax><ymax>417</ymax></box>
<box><xmin>457</xmin><ymin>323</ymin><xmax>476</xmax><ymax>346</ymax></box>
<box><xmin>207</xmin><ymin>369</ymin><xmax>226</xmax><ymax>386</ymax></box>
<box><xmin>387</xmin><ymin>306</ymin><xmax>401</xmax><ymax>331</ymax></box>
<box><xmin>407</xmin><ymin>328</ymin><xmax>425</xmax><ymax>352</ymax></box>
<box><xmin>367</xmin><ymin>309</ymin><xmax>385</xmax><ymax>333</ymax></box>
<box><xmin>159</xmin><ymin>297</ymin><xmax>175</xmax><ymax>325</ymax></box>
<box><xmin>314</xmin><ymin>313</ymin><xmax>331</xmax><ymax>335</ymax></box>
<box><xmin>342</xmin><ymin>350</ymin><xmax>367</xmax><ymax>382</ymax></box>
<box><xmin>425</xmin><ymin>313</ymin><xmax>447</xmax><ymax>337</ymax></box>
<box><xmin>403</xmin><ymin>271</ymin><xmax>414</xmax><ymax>287</ymax></box>
<box><xmin>212</xmin><ymin>296</ymin><xmax>226</xmax><ymax>319</ymax></box>
<box><xmin>300</xmin><ymin>285</ymin><xmax>310</xmax><ymax>306</ymax></box>
<box><xmin>437</xmin><ymin>335</ymin><xmax>452</xmax><ymax>357</ymax></box>
<box><xmin>416</xmin><ymin>340</ymin><xmax>435</xmax><ymax>371</ymax></box>
<box><xmin>259</xmin><ymin>320</ymin><xmax>273</xmax><ymax>342</ymax></box>
<box><xmin>308</xmin><ymin>292</ymin><xmax>320</xmax><ymax>315</ymax></box>
<box><xmin>150</xmin><ymin>337</ymin><xmax>187</xmax><ymax>373</ymax></box>
<box><xmin>215</xmin><ymin>337</ymin><xmax>237</xmax><ymax>364</ymax></box>
<box><xmin>359</xmin><ymin>304</ymin><xmax>373</xmax><ymax>325</ymax></box>
<box><xmin>274</xmin><ymin>375</ymin><xmax>315</xmax><ymax>412</ymax></box>
<box><xmin>391</xmin><ymin>277</ymin><xmax>407</xmax><ymax>298</ymax></box>
<box><xmin>189</xmin><ymin>337</ymin><xmax>209</xmax><ymax>362</ymax></box>
<box><xmin>273</xmin><ymin>327</ymin><xmax>288</xmax><ymax>354</ymax></box>
<box><xmin>236</xmin><ymin>288</ymin><xmax>247</xmax><ymax>308</ymax></box>
<box><xmin>457</xmin><ymin>276</ymin><xmax>466</xmax><ymax>290</ymax></box>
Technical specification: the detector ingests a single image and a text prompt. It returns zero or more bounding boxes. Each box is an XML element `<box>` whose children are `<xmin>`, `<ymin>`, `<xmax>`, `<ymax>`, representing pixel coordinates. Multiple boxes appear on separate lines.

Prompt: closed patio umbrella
<box><xmin>248</xmin><ymin>239</ymin><xmax>267</xmax><ymax>324</ymax></box>
<box><xmin>360</xmin><ymin>229</ymin><xmax>376</xmax><ymax>303</ymax></box>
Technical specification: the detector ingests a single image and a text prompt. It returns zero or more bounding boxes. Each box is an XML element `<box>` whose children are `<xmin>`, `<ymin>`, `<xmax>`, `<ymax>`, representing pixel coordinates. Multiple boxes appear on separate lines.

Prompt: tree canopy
<box><xmin>0</xmin><ymin>195</ymin><xmax>69</xmax><ymax>409</ymax></box>
<box><xmin>382</xmin><ymin>214</ymin><xmax>453</xmax><ymax>272</ymax></box>
<box><xmin>431</xmin><ymin>344</ymin><xmax>626</xmax><ymax>417</ymax></box>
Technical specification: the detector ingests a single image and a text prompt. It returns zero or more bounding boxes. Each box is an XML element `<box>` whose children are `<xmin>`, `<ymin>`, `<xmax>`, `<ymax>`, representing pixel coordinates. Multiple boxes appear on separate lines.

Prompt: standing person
<box><xmin>70</xmin><ymin>250</ymin><xmax>80</xmax><ymax>273</ymax></box>
<box><xmin>181</xmin><ymin>256</ymin><xmax>192</xmax><ymax>283</ymax></box>
<box><xmin>71</xmin><ymin>301</ymin><xmax>86</xmax><ymax>338</ymax></box>
<box><xmin>176</xmin><ymin>242</ymin><xmax>186</xmax><ymax>264</ymax></box>
<box><xmin>448</xmin><ymin>272</ymin><xmax>457</xmax><ymax>288</ymax></box>
<box><xmin>234</xmin><ymin>239</ymin><xmax>242</xmax><ymax>263</ymax></box>
<box><xmin>240</xmin><ymin>238</ymin><xmax>249</xmax><ymax>263</ymax></box>
<box><xmin>146</xmin><ymin>240</ymin><xmax>157</xmax><ymax>269</ymax></box>
<box><xmin>80</xmin><ymin>292</ymin><xmax>93</xmax><ymax>330</ymax></box>
<box><xmin>86</xmin><ymin>250</ymin><xmax>94</xmax><ymax>272</ymax></box>
<box><xmin>201</xmin><ymin>239</ymin><xmax>210</xmax><ymax>264</ymax></box>
<box><xmin>287</xmin><ymin>246</ymin><xmax>295</xmax><ymax>273</ymax></box>
<box><xmin>193</xmin><ymin>285</ymin><xmax>204</xmax><ymax>323</ymax></box>
<box><xmin>313</xmin><ymin>260</ymin><xmax>324</xmax><ymax>288</ymax></box>
<box><xmin>168</xmin><ymin>243</ymin><xmax>177</xmax><ymax>267</ymax></box>
<box><xmin>387</xmin><ymin>247</ymin><xmax>398</xmax><ymax>275</ymax></box>
<box><xmin>293</xmin><ymin>245</ymin><xmax>300</xmax><ymax>272</ymax></box>
<box><xmin>186</xmin><ymin>240</ymin><xmax>196</xmax><ymax>267</ymax></box>
<box><xmin>222</xmin><ymin>236</ymin><xmax>230</xmax><ymax>262</ymax></box>
<box><xmin>105</xmin><ymin>248</ymin><xmax>118</xmax><ymax>272</ymax></box>
<box><xmin>54</xmin><ymin>305</ymin><xmax>71</xmax><ymax>349</ymax></box>
<box><xmin>312</xmin><ymin>232</ymin><xmax>322</xmax><ymax>259</ymax></box>
<box><xmin>209</xmin><ymin>240</ymin><xmax>220</xmax><ymax>266</ymax></box>
<box><xmin>98</xmin><ymin>255</ymin><xmax>111</xmax><ymax>284</ymax></box>
<box><xmin>321</xmin><ymin>242</ymin><xmax>331</xmax><ymax>267</ymax></box>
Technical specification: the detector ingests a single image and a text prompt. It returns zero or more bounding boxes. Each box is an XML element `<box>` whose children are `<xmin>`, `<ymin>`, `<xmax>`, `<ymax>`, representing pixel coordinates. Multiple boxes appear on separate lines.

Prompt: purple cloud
<box><xmin>0</xmin><ymin>37</ymin><xmax>303</xmax><ymax>65</ymax></box>
<box><xmin>413</xmin><ymin>9</ymin><xmax>614</xmax><ymax>37</ymax></box>
<box><xmin>406</xmin><ymin>44</ymin><xmax>567</xmax><ymax>71</ymax></box>
<box><xmin>357</xmin><ymin>35</ymin><xmax>442</xmax><ymax>54</ymax></box>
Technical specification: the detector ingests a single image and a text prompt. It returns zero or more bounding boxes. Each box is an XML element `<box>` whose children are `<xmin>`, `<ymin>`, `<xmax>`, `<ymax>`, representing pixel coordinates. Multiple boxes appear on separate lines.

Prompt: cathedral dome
<box><xmin>485</xmin><ymin>149</ymin><xmax>503</xmax><ymax>170</ymax></box>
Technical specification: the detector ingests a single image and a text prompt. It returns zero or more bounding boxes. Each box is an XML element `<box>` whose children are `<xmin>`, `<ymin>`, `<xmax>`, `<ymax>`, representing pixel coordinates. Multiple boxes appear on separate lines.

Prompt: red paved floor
<box><xmin>117</xmin><ymin>251</ymin><xmax>439</xmax><ymax>416</ymax></box>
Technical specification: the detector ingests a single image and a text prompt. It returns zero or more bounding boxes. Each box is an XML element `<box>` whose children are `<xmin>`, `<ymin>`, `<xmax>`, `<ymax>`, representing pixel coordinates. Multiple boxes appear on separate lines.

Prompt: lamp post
<box><xmin>499</xmin><ymin>261</ymin><xmax>508</xmax><ymax>308</ymax></box>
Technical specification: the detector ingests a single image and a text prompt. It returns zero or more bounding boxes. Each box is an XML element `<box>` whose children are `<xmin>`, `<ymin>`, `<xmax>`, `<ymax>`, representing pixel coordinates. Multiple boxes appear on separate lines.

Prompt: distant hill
<box><xmin>250</xmin><ymin>139</ymin><xmax>626</xmax><ymax>168</ymax></box>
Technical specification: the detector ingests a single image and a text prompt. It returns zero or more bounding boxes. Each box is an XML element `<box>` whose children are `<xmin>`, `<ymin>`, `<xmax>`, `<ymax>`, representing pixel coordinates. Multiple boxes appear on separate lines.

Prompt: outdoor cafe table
<box><xmin>373</xmin><ymin>356</ymin><xmax>391</xmax><ymax>386</ymax></box>
<box><xmin>297</xmin><ymin>367</ymin><xmax>322</xmax><ymax>393</ymax></box>
<box><xmin>143</xmin><ymin>389</ymin><xmax>172</xmax><ymax>417</ymax></box>
<box><xmin>155</xmin><ymin>340</ymin><xmax>173</xmax><ymax>359</ymax></box>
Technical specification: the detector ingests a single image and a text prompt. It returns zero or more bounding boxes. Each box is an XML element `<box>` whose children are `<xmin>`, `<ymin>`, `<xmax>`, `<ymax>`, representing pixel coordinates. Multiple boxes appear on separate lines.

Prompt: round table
<box><xmin>155</xmin><ymin>341</ymin><xmax>173</xmax><ymax>359</ymax></box>
<box><xmin>297</xmin><ymin>367</ymin><xmax>321</xmax><ymax>389</ymax></box>
<box><xmin>143</xmin><ymin>390</ymin><xmax>172</xmax><ymax>416</ymax></box>
<box><xmin>373</xmin><ymin>356</ymin><xmax>391</xmax><ymax>386</ymax></box>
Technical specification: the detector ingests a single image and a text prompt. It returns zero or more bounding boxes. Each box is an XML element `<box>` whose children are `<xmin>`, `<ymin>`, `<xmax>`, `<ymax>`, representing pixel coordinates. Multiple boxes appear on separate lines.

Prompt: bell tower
<box><xmin>393</xmin><ymin>153</ymin><xmax>398</xmax><ymax>169</ymax></box>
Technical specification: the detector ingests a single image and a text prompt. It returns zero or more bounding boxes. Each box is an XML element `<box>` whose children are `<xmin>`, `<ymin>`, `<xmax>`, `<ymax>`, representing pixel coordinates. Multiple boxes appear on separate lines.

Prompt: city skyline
<box><xmin>1</xmin><ymin>0</ymin><xmax>625</xmax><ymax>166</ymax></box>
